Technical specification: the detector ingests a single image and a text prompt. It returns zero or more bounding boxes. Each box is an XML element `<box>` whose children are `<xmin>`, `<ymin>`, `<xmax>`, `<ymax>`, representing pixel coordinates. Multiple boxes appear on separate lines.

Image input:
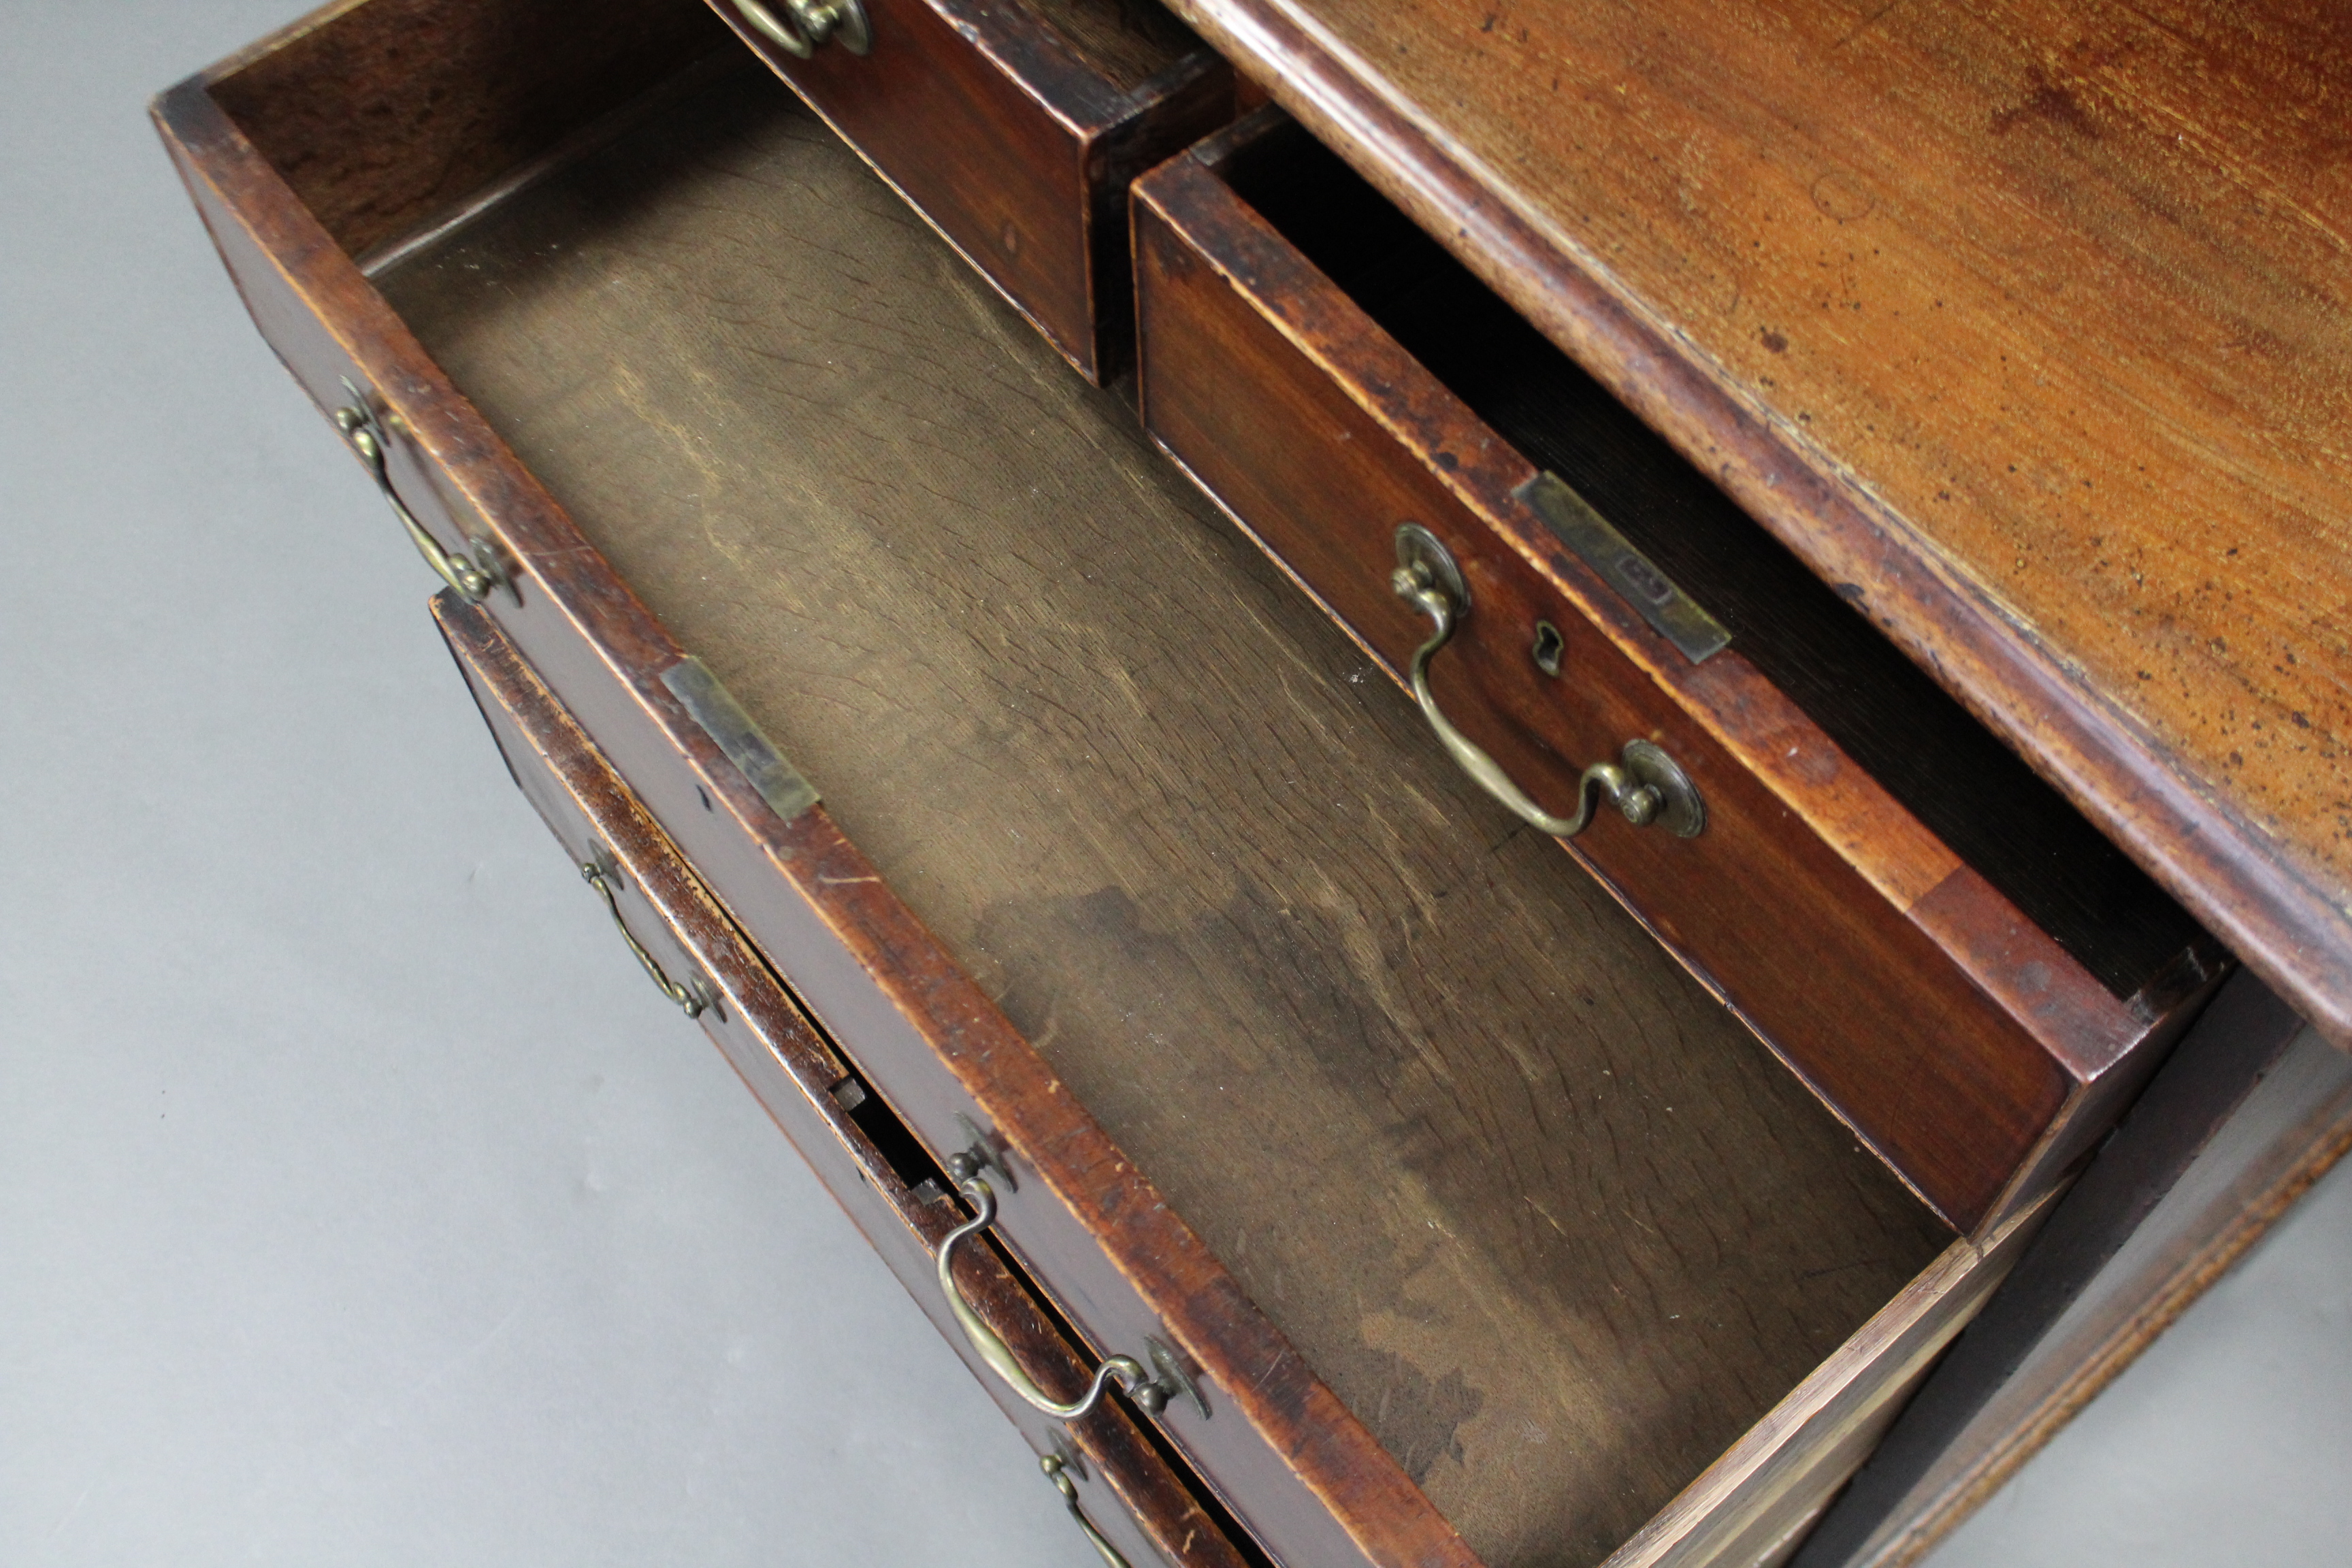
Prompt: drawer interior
<box><xmin>357</xmin><ymin>65</ymin><xmax>1953</xmax><ymax>1565</ymax></box>
<box><xmin>1203</xmin><ymin>120</ymin><xmax>2208</xmax><ymax>1010</ymax></box>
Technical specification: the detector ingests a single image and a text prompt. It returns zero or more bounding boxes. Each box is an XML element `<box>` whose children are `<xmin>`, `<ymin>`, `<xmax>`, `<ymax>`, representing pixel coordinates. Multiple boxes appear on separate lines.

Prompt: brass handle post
<box><xmin>730</xmin><ymin>0</ymin><xmax>870</xmax><ymax>56</ymax></box>
<box><xmin>1042</xmin><ymin>1454</ymin><xmax>1132</xmax><ymax>1568</ymax></box>
<box><xmin>334</xmin><ymin>389</ymin><xmax>509</xmax><ymax>605</ymax></box>
<box><xmin>580</xmin><ymin>859</ymin><xmax>711</xmax><ymax>1019</ymax></box>
<box><xmin>936</xmin><ymin>1155</ymin><xmax>1203</xmax><ymax>1423</ymax></box>
<box><xmin>1390</xmin><ymin>523</ymin><xmax>1704</xmax><ymax>840</ymax></box>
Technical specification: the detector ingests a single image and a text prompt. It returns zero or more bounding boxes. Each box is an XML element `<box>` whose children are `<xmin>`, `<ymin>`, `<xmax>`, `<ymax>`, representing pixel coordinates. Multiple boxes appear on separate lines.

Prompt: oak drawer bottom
<box><xmin>375</xmin><ymin>74</ymin><xmax>1955</xmax><ymax>1566</ymax></box>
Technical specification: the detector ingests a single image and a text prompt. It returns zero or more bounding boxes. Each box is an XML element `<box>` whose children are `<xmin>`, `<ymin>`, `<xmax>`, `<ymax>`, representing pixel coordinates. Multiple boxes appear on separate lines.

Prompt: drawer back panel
<box><xmin>368</xmin><ymin>72</ymin><xmax>1952</xmax><ymax>1566</ymax></box>
<box><xmin>208</xmin><ymin>0</ymin><xmax>736</xmax><ymax>263</ymax></box>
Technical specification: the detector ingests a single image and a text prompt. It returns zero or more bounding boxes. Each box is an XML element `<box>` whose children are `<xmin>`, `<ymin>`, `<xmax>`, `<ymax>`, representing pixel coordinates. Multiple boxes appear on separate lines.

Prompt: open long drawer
<box><xmin>163</xmin><ymin>2</ymin><xmax>2063</xmax><ymax>1563</ymax></box>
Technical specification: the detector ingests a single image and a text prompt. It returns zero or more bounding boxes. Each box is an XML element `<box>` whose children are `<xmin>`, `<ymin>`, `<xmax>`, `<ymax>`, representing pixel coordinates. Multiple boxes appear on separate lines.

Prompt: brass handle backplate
<box><xmin>335</xmin><ymin>385</ymin><xmax>512</xmax><ymax>606</ymax></box>
<box><xmin>581</xmin><ymin>857</ymin><xmax>713</xmax><ymax>1019</ymax></box>
<box><xmin>730</xmin><ymin>0</ymin><xmax>870</xmax><ymax>56</ymax></box>
<box><xmin>1042</xmin><ymin>1453</ymin><xmax>1131</xmax><ymax>1568</ymax></box>
<box><xmin>936</xmin><ymin>1151</ymin><xmax>1205</xmax><ymax>1424</ymax></box>
<box><xmin>1391</xmin><ymin>523</ymin><xmax>1705</xmax><ymax>840</ymax></box>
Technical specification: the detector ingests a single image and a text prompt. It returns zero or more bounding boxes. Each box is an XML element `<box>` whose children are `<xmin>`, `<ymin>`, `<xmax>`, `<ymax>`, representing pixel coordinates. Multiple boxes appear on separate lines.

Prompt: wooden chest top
<box><xmin>1169</xmin><ymin>0</ymin><xmax>2352</xmax><ymax>1045</ymax></box>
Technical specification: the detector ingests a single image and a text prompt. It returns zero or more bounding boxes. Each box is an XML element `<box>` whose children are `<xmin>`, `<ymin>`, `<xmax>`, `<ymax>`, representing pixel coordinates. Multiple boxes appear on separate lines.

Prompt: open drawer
<box><xmin>436</xmin><ymin>589</ymin><xmax>1247</xmax><ymax>1568</ymax></box>
<box><xmin>707</xmin><ymin>0</ymin><xmax>1230</xmax><ymax>380</ymax></box>
<box><xmin>166</xmin><ymin>5</ymin><xmax>2042</xmax><ymax>1565</ymax></box>
<box><xmin>1133</xmin><ymin>112</ymin><xmax>2227</xmax><ymax>1234</ymax></box>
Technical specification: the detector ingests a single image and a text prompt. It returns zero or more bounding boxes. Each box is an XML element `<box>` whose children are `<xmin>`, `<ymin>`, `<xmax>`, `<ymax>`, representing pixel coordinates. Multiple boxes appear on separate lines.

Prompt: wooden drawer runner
<box><xmin>436</xmin><ymin>589</ymin><xmax>1245</xmax><ymax>1568</ymax></box>
<box><xmin>708</xmin><ymin>0</ymin><xmax>1230</xmax><ymax>382</ymax></box>
<box><xmin>165</xmin><ymin>5</ymin><xmax>2038</xmax><ymax>1565</ymax></box>
<box><xmin>1132</xmin><ymin>112</ymin><xmax>2227</xmax><ymax>1234</ymax></box>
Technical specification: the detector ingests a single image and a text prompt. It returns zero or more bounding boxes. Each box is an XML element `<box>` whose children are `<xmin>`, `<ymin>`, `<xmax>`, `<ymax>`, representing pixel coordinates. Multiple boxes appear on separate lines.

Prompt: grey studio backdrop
<box><xmin>2</xmin><ymin>3</ymin><xmax>2346</xmax><ymax>1564</ymax></box>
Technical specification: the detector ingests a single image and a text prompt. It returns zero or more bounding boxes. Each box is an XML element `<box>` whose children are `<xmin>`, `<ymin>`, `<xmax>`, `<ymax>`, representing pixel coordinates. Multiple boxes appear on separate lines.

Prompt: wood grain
<box><xmin>374</xmin><ymin>76</ymin><xmax>1951</xmax><ymax>1567</ymax></box>
<box><xmin>1024</xmin><ymin>0</ymin><xmax>1208</xmax><ymax>92</ymax></box>
<box><xmin>1602</xmin><ymin>1192</ymin><xmax>2052</xmax><ymax>1568</ymax></box>
<box><xmin>1162</xmin><ymin>0</ymin><xmax>2352</xmax><ymax>1051</ymax></box>
<box><xmin>1793</xmin><ymin>969</ymin><xmax>2325</xmax><ymax>1568</ymax></box>
<box><xmin>1199</xmin><ymin>120</ymin><xmax>2209</xmax><ymax>1004</ymax></box>
<box><xmin>208</xmin><ymin>0</ymin><xmax>732</xmax><ymax>258</ymax></box>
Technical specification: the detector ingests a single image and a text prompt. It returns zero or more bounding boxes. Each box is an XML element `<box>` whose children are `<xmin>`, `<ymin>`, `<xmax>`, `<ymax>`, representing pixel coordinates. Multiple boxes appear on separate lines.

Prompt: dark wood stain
<box><xmin>1158</xmin><ymin>0</ymin><xmax>2352</xmax><ymax>1051</ymax></box>
<box><xmin>208</xmin><ymin>0</ymin><xmax>733</xmax><ymax>257</ymax></box>
<box><xmin>1023</xmin><ymin>0</ymin><xmax>1208</xmax><ymax>91</ymax></box>
<box><xmin>372</xmin><ymin>77</ymin><xmax>1950</xmax><ymax>1567</ymax></box>
<box><xmin>1209</xmin><ymin>121</ymin><xmax>2206</xmax><ymax>1005</ymax></box>
<box><xmin>1989</xmin><ymin>71</ymin><xmax>2101</xmax><ymax>139</ymax></box>
<box><xmin>156</xmin><ymin>52</ymin><xmax>1446</xmax><ymax>1567</ymax></box>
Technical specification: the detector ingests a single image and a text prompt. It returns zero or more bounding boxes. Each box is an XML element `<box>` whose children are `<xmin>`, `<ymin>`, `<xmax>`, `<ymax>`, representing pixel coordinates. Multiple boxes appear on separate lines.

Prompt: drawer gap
<box><xmin>1208</xmin><ymin>120</ymin><xmax>2213</xmax><ymax>1008</ymax></box>
<box><xmin>830</xmin><ymin>1069</ymin><xmax>956</xmax><ymax>1206</ymax></box>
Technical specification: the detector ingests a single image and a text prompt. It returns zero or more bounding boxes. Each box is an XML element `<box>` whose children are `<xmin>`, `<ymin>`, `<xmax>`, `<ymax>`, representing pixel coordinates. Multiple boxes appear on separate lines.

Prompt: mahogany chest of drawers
<box><xmin>157</xmin><ymin>1</ymin><xmax>2352</xmax><ymax>1564</ymax></box>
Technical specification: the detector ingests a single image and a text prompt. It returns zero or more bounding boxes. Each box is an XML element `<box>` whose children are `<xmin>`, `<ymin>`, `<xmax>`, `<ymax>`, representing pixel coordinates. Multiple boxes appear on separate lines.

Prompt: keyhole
<box><xmin>1531</xmin><ymin>620</ymin><xmax>1565</xmax><ymax>677</ymax></box>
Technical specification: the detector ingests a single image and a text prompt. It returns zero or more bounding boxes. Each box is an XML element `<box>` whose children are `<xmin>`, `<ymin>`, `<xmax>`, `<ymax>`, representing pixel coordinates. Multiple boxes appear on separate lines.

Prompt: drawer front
<box><xmin>161</xmin><ymin>68</ymin><xmax>1463</xmax><ymax>1568</ymax></box>
<box><xmin>1130</xmin><ymin>125</ymin><xmax>2202</xmax><ymax>1234</ymax></box>
<box><xmin>708</xmin><ymin>0</ymin><xmax>1228</xmax><ymax>382</ymax></box>
<box><xmin>436</xmin><ymin>590</ymin><xmax>1252</xmax><ymax>1568</ymax></box>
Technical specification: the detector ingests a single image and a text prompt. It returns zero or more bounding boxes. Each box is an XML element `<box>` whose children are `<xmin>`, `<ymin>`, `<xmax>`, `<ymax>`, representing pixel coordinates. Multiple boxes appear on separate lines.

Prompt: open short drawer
<box><xmin>1132</xmin><ymin>110</ymin><xmax>2227</xmax><ymax>1234</ymax></box>
<box><xmin>708</xmin><ymin>0</ymin><xmax>1229</xmax><ymax>381</ymax></box>
<box><xmin>167</xmin><ymin>5</ymin><xmax>2057</xmax><ymax>1565</ymax></box>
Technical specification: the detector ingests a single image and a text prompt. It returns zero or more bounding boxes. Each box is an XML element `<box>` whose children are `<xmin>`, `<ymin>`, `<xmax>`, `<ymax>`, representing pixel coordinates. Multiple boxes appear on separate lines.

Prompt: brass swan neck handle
<box><xmin>1391</xmin><ymin>523</ymin><xmax>1704</xmax><ymax>841</ymax></box>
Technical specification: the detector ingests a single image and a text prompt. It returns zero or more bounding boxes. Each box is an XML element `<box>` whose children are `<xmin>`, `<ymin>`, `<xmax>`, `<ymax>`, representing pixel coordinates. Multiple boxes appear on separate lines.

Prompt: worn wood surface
<box><xmin>163</xmin><ymin>37</ymin><xmax>1460</xmax><ymax>1567</ymax></box>
<box><xmin>372</xmin><ymin>74</ymin><xmax>1950</xmax><ymax>1567</ymax></box>
<box><xmin>435</xmin><ymin>591</ymin><xmax>1252</xmax><ymax>1568</ymax></box>
<box><xmin>1840</xmin><ymin>1036</ymin><xmax>2352</xmax><ymax>1568</ymax></box>
<box><xmin>1164</xmin><ymin>0</ymin><xmax>2352</xmax><ymax>1052</ymax></box>
<box><xmin>1603</xmin><ymin>1193</ymin><xmax>2051</xmax><ymax>1568</ymax></box>
<box><xmin>208</xmin><ymin>0</ymin><xmax>732</xmax><ymax>259</ymax></box>
<box><xmin>708</xmin><ymin>0</ymin><xmax>1230</xmax><ymax>380</ymax></box>
<box><xmin>1198</xmin><ymin>119</ymin><xmax>2210</xmax><ymax>1006</ymax></box>
<box><xmin>1133</xmin><ymin>121</ymin><xmax>2221</xmax><ymax>1231</ymax></box>
<box><xmin>1024</xmin><ymin>0</ymin><xmax>1208</xmax><ymax>91</ymax></box>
